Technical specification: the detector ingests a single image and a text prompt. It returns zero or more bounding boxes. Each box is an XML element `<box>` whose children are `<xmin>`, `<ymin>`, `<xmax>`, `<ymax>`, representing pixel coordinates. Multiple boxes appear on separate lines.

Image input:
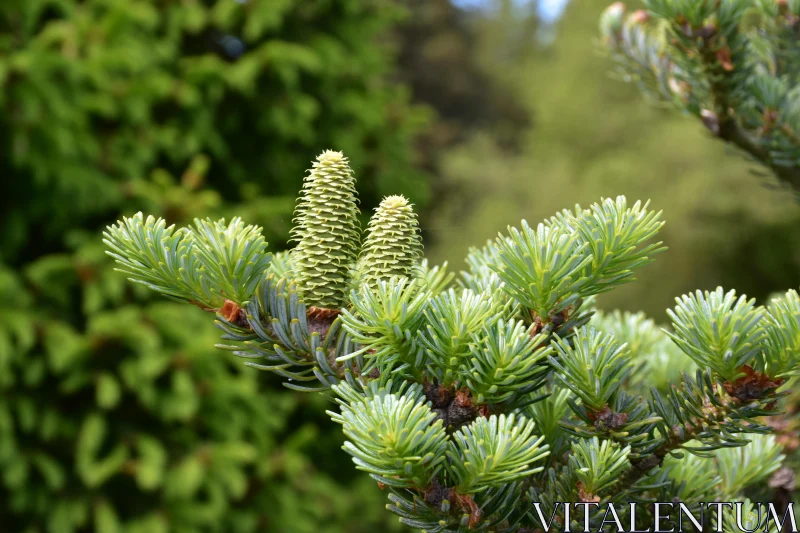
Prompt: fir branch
<box><xmin>716</xmin><ymin>434</ymin><xmax>784</xmax><ymax>498</ymax></box>
<box><xmin>329</xmin><ymin>391</ymin><xmax>449</xmax><ymax>489</ymax></box>
<box><xmin>599</xmin><ymin>0</ymin><xmax>800</xmax><ymax>192</ymax></box>
<box><xmin>102</xmin><ymin>148</ymin><xmax>800</xmax><ymax>531</ymax></box>
<box><xmin>103</xmin><ymin>213</ymin><xmax>208</xmax><ymax>307</ymax></box>
<box><xmin>464</xmin><ymin>319</ymin><xmax>551</xmax><ymax>408</ymax></box>
<box><xmin>763</xmin><ymin>289</ymin><xmax>800</xmax><ymax>378</ymax></box>
<box><xmin>550</xmin><ymin>326</ymin><xmax>633</xmax><ymax>413</ymax></box>
<box><xmin>339</xmin><ymin>276</ymin><xmax>429</xmax><ymax>379</ymax></box>
<box><xmin>189</xmin><ymin>216</ymin><xmax>272</xmax><ymax>306</ymax></box>
<box><xmin>447</xmin><ymin>413</ymin><xmax>549</xmax><ymax>494</ymax></box>
<box><xmin>414</xmin><ymin>259</ymin><xmax>455</xmax><ymax>296</ymax></box>
<box><xmin>607</xmin><ymin>369</ymin><xmax>780</xmax><ymax>496</ymax></box>
<box><xmin>666</xmin><ymin>287</ymin><xmax>765</xmax><ymax>381</ymax></box>
<box><xmin>494</xmin><ymin>221</ymin><xmax>592</xmax><ymax>320</ymax></box>
<box><xmin>418</xmin><ymin>288</ymin><xmax>509</xmax><ymax>385</ymax></box>
<box><xmin>103</xmin><ymin>213</ymin><xmax>271</xmax><ymax>310</ymax></box>
<box><xmin>569</xmin><ymin>437</ymin><xmax>631</xmax><ymax>500</ymax></box>
<box><xmin>525</xmin><ymin>388</ymin><xmax>574</xmax><ymax>462</ymax></box>
<box><xmin>591</xmin><ymin>309</ymin><xmax>697</xmax><ymax>391</ymax></box>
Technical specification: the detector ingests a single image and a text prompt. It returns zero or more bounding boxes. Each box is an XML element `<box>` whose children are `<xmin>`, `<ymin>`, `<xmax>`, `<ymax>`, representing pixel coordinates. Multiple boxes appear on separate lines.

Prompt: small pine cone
<box><xmin>290</xmin><ymin>150</ymin><xmax>361</xmax><ymax>309</ymax></box>
<box><xmin>358</xmin><ymin>195</ymin><xmax>422</xmax><ymax>289</ymax></box>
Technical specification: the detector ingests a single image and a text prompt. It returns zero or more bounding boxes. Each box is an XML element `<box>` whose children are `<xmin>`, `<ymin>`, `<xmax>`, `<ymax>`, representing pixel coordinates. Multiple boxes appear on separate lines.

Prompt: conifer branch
<box><xmin>600</xmin><ymin>0</ymin><xmax>800</xmax><ymax>193</ymax></box>
<box><xmin>103</xmin><ymin>150</ymin><xmax>800</xmax><ymax>531</ymax></box>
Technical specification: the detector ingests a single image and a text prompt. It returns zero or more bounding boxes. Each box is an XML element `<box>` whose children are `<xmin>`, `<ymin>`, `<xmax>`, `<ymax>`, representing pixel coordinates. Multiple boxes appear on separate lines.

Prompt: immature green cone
<box><xmin>359</xmin><ymin>195</ymin><xmax>422</xmax><ymax>288</ymax></box>
<box><xmin>291</xmin><ymin>150</ymin><xmax>361</xmax><ymax>309</ymax></box>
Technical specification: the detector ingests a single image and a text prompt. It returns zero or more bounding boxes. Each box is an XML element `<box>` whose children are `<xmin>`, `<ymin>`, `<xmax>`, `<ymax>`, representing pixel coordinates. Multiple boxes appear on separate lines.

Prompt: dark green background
<box><xmin>2</xmin><ymin>1</ymin><xmax>799</xmax><ymax>532</ymax></box>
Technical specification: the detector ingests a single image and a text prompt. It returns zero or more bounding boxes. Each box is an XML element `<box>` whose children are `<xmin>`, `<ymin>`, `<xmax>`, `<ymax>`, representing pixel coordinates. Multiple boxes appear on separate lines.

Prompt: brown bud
<box><xmin>769</xmin><ymin>467</ymin><xmax>796</xmax><ymax>491</ymax></box>
<box><xmin>716</xmin><ymin>46</ymin><xmax>734</xmax><ymax>71</ymax></box>
<box><xmin>630</xmin><ymin>9</ymin><xmax>649</xmax><ymax>24</ymax></box>
<box><xmin>577</xmin><ymin>481</ymin><xmax>601</xmax><ymax>503</ymax></box>
<box><xmin>220</xmin><ymin>299</ymin><xmax>247</xmax><ymax>326</ymax></box>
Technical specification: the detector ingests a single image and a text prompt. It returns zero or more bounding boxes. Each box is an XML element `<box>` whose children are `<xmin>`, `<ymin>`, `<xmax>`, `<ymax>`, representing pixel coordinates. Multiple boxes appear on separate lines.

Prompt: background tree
<box><xmin>0</xmin><ymin>1</ymin><xmax>426</xmax><ymax>531</ymax></box>
<box><xmin>425</xmin><ymin>0</ymin><xmax>800</xmax><ymax>323</ymax></box>
<box><xmin>390</xmin><ymin>0</ymin><xmax>534</xmax><ymax>241</ymax></box>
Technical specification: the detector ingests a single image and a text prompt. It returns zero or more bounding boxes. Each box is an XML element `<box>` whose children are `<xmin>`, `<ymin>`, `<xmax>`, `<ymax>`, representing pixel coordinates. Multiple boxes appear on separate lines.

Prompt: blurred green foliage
<box><xmin>427</xmin><ymin>0</ymin><xmax>800</xmax><ymax>321</ymax></box>
<box><xmin>0</xmin><ymin>0</ymin><xmax>430</xmax><ymax>262</ymax></box>
<box><xmin>0</xmin><ymin>0</ymin><xmax>422</xmax><ymax>531</ymax></box>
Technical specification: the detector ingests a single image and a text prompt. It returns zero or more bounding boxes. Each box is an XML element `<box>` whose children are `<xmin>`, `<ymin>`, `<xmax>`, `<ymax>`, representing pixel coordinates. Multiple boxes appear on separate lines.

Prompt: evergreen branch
<box><xmin>265</xmin><ymin>250</ymin><xmax>294</xmax><ymax>280</ymax></box>
<box><xmin>101</xmin><ymin>147</ymin><xmax>800</xmax><ymax>531</ymax></box>
<box><xmin>216</xmin><ymin>274</ymin><xmax>358</xmax><ymax>390</ymax></box>
<box><xmin>494</xmin><ymin>221</ymin><xmax>592</xmax><ymax>320</ymax></box>
<box><xmin>189</xmin><ymin>216</ymin><xmax>271</xmax><ymax>305</ymax></box>
<box><xmin>338</xmin><ymin>276</ymin><xmax>429</xmax><ymax>379</ymax></box>
<box><xmin>763</xmin><ymin>289</ymin><xmax>800</xmax><ymax>378</ymax></box>
<box><xmin>525</xmin><ymin>388</ymin><xmax>573</xmax><ymax>460</ymax></box>
<box><xmin>418</xmin><ymin>288</ymin><xmax>508</xmax><ymax>385</ymax></box>
<box><xmin>659</xmin><ymin>450</ymin><xmax>721</xmax><ymax>503</ymax></box>
<box><xmin>569</xmin><ymin>437</ymin><xmax>631</xmax><ymax>499</ymax></box>
<box><xmin>561</xmin><ymin>390</ymin><xmax>663</xmax><ymax>459</ymax></box>
<box><xmin>666</xmin><ymin>287</ymin><xmax>765</xmax><ymax>381</ymax></box>
<box><xmin>386</xmin><ymin>482</ymin><xmax>525</xmax><ymax>532</ymax></box>
<box><xmin>447</xmin><ymin>413</ymin><xmax>549</xmax><ymax>494</ymax></box>
<box><xmin>464</xmin><ymin>319</ymin><xmax>551</xmax><ymax>408</ymax></box>
<box><xmin>103</xmin><ymin>213</ymin><xmax>270</xmax><ymax>310</ymax></box>
<box><xmin>599</xmin><ymin>1</ymin><xmax>800</xmax><ymax>192</ymax></box>
<box><xmin>608</xmin><ymin>369</ymin><xmax>780</xmax><ymax>495</ymax></box>
<box><xmin>549</xmin><ymin>197</ymin><xmax>666</xmax><ymax>295</ymax></box>
<box><xmin>716</xmin><ymin>433</ymin><xmax>784</xmax><ymax>498</ymax></box>
<box><xmin>591</xmin><ymin>310</ymin><xmax>697</xmax><ymax>391</ymax></box>
<box><xmin>495</xmin><ymin>197</ymin><xmax>663</xmax><ymax>324</ymax></box>
<box><xmin>461</xmin><ymin>240</ymin><xmax>506</xmax><ymax>295</ymax></box>
<box><xmin>550</xmin><ymin>326</ymin><xmax>633</xmax><ymax>413</ymax></box>
<box><xmin>414</xmin><ymin>259</ymin><xmax>455</xmax><ymax>296</ymax></box>
<box><xmin>101</xmin><ymin>213</ymin><xmax>214</xmax><ymax>310</ymax></box>
<box><xmin>329</xmin><ymin>392</ymin><xmax>449</xmax><ymax>489</ymax></box>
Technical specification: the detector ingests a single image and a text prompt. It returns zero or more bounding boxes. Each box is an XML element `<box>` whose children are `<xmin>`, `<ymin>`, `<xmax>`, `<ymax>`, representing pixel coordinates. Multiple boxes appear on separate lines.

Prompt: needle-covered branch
<box><xmin>600</xmin><ymin>0</ymin><xmax>800</xmax><ymax>193</ymax></box>
<box><xmin>104</xmin><ymin>150</ymin><xmax>800</xmax><ymax>532</ymax></box>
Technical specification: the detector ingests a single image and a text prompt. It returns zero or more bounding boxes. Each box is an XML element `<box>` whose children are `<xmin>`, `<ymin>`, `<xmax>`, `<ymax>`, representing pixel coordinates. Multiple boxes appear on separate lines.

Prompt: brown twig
<box><xmin>695</xmin><ymin>29</ymin><xmax>800</xmax><ymax>192</ymax></box>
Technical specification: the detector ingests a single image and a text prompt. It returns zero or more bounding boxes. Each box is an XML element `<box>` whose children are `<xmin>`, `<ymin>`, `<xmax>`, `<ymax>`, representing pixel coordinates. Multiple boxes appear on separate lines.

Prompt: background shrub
<box><xmin>0</xmin><ymin>1</ymin><xmax>425</xmax><ymax>531</ymax></box>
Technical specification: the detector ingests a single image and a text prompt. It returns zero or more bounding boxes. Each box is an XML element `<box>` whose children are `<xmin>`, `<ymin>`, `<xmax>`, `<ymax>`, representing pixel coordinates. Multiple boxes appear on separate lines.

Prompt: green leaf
<box><xmin>447</xmin><ymin>413</ymin><xmax>548</xmax><ymax>493</ymax></box>
<box><xmin>568</xmin><ymin>437</ymin><xmax>631</xmax><ymax>496</ymax></box>
<box><xmin>329</xmin><ymin>392</ymin><xmax>449</xmax><ymax>489</ymax></box>
<box><xmin>666</xmin><ymin>287</ymin><xmax>766</xmax><ymax>381</ymax></box>
<box><xmin>134</xmin><ymin>435</ymin><xmax>167</xmax><ymax>491</ymax></box>
<box><xmin>550</xmin><ymin>326</ymin><xmax>633</xmax><ymax>412</ymax></box>
<box><xmin>96</xmin><ymin>373</ymin><xmax>121</xmax><ymax>409</ymax></box>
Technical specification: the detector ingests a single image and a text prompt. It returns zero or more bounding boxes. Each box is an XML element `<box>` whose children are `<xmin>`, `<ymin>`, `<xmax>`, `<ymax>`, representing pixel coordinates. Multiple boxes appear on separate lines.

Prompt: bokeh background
<box><xmin>2</xmin><ymin>1</ymin><xmax>800</xmax><ymax>532</ymax></box>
